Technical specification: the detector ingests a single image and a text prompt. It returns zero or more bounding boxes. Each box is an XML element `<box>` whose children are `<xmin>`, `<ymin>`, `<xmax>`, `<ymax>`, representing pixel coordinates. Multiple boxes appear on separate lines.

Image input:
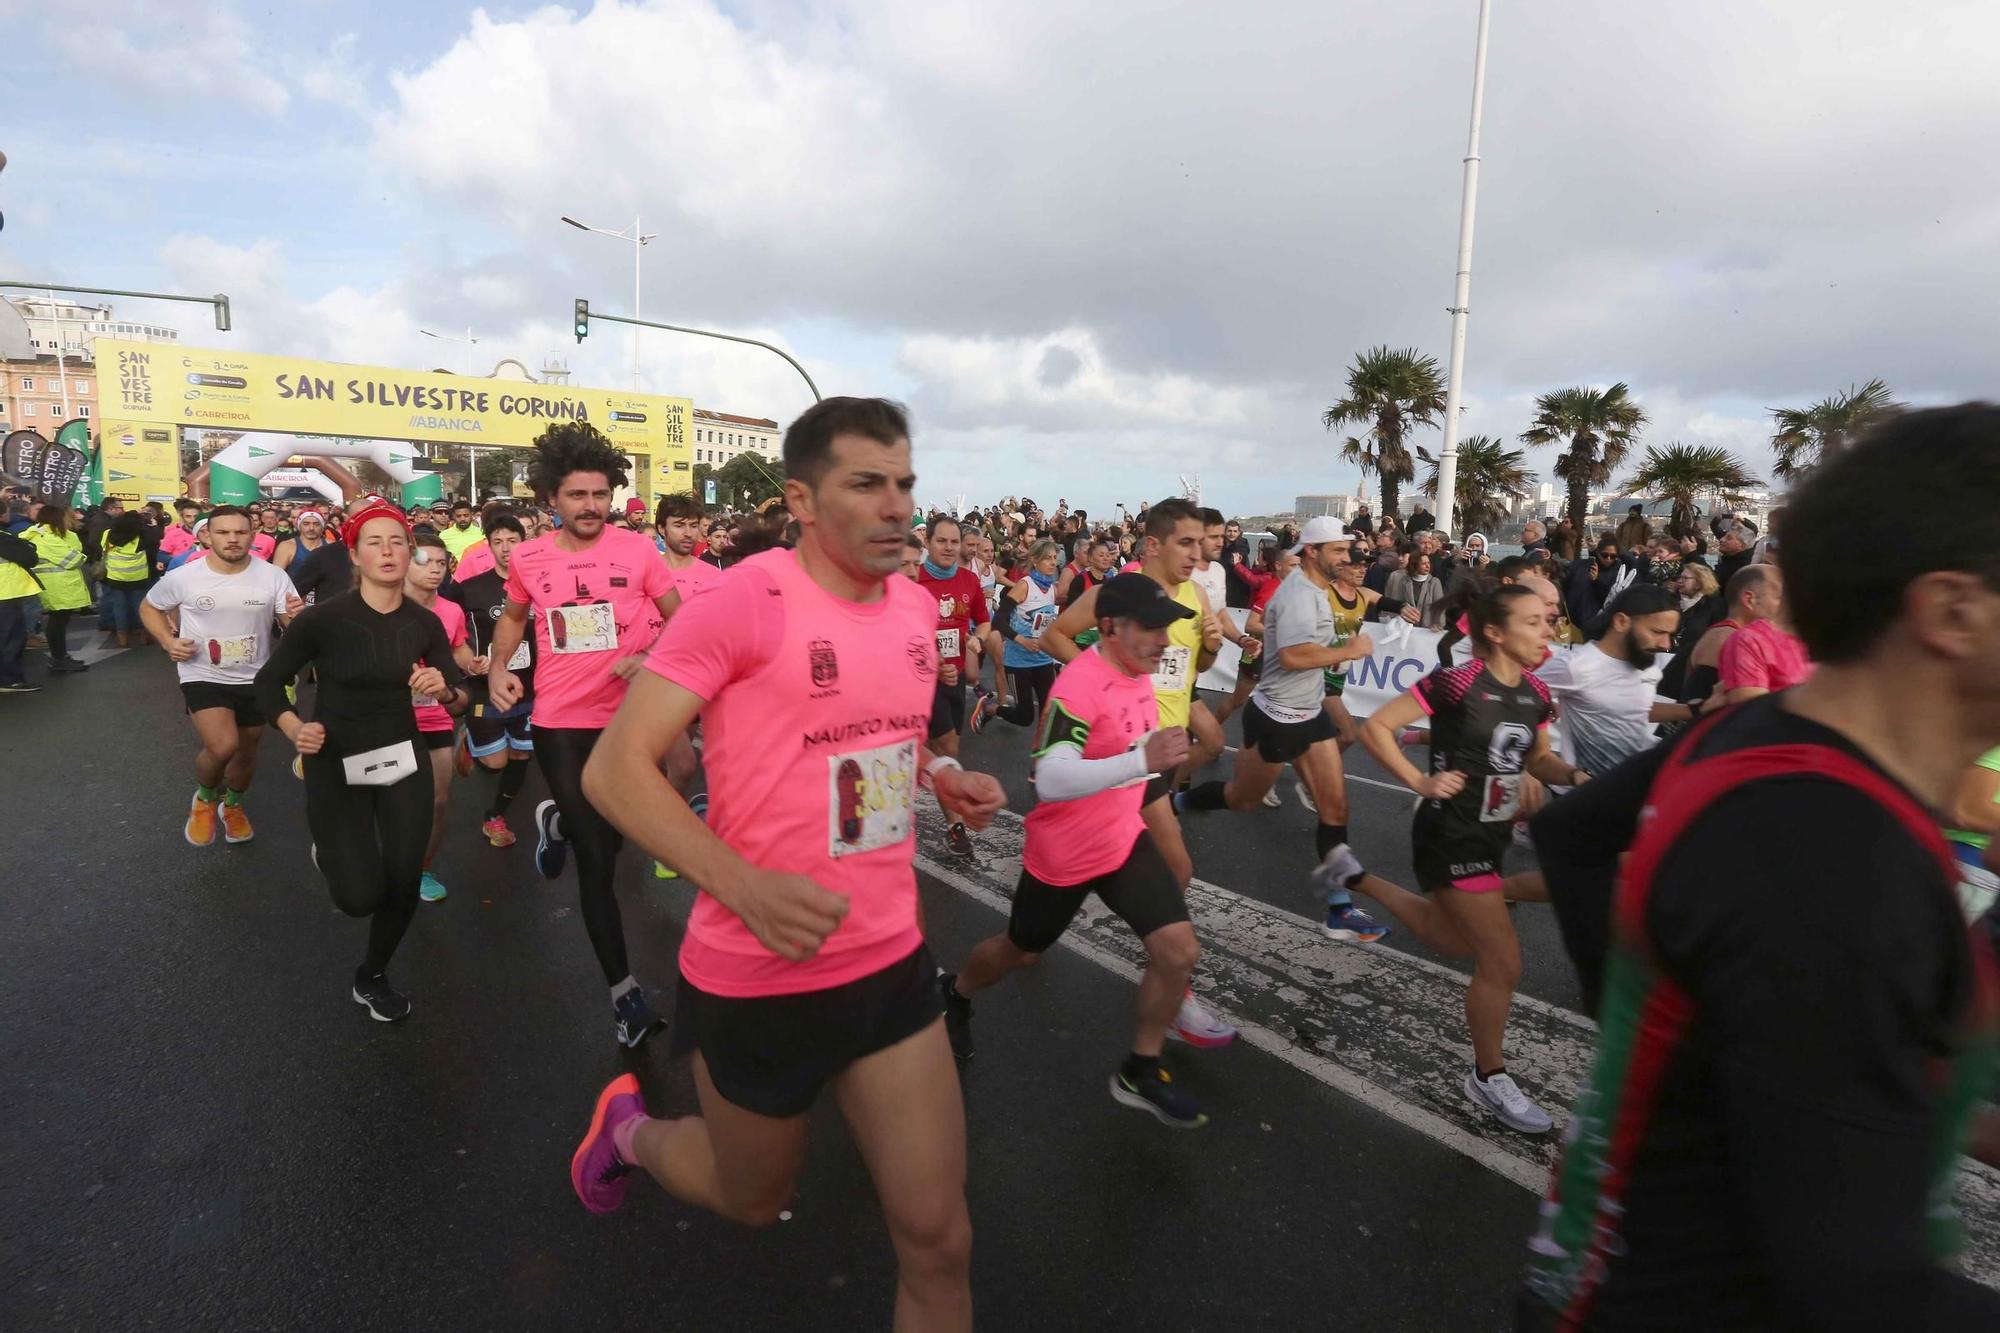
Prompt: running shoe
<box><xmin>1310</xmin><ymin>842</ymin><xmax>1368</xmax><ymax>899</ymax></box>
<box><xmin>419</xmin><ymin>871</ymin><xmax>447</xmax><ymax>903</ymax></box>
<box><xmin>1464</xmin><ymin>1069</ymin><xmax>1554</xmax><ymax>1135</ymax></box>
<box><xmin>219</xmin><ymin>801</ymin><xmax>254</xmax><ymax>844</ymax></box>
<box><xmin>534</xmin><ymin>799</ymin><xmax>567</xmax><ymax>879</ymax></box>
<box><xmin>970</xmin><ymin>690</ymin><xmax>1000</xmax><ymax>734</ymax></box>
<box><xmin>1110</xmin><ymin>1064</ymin><xmax>1207</xmax><ymax>1129</ymax></box>
<box><xmin>938</xmin><ymin>970</ymin><xmax>974</xmax><ymax>1062</ymax></box>
<box><xmin>1167</xmin><ymin>990</ymin><xmax>1237</xmax><ymax>1048</ymax></box>
<box><xmin>453</xmin><ymin>729</ymin><xmax>475</xmax><ymax>778</ymax></box>
<box><xmin>613</xmin><ymin>987</ymin><xmax>663</xmax><ymax>1049</ymax></box>
<box><xmin>945</xmin><ymin>821</ymin><xmax>974</xmax><ymax>857</ymax></box>
<box><xmin>0</xmin><ymin>681</ymin><xmax>42</xmax><ymax>693</ymax></box>
<box><xmin>184</xmin><ymin>794</ymin><xmax>219</xmax><ymax>847</ymax></box>
<box><xmin>1260</xmin><ymin>786</ymin><xmax>1282</xmax><ymax>808</ymax></box>
<box><xmin>48</xmin><ymin>659</ymin><xmax>89</xmax><ymax>673</ymax></box>
<box><xmin>653</xmin><ymin>860</ymin><xmax>679</xmax><ymax>880</ymax></box>
<box><xmin>1322</xmin><ymin>903</ymin><xmax>1390</xmax><ymax>943</ymax></box>
<box><xmin>1295</xmin><ymin>781</ymin><xmax>1318</xmax><ymax>815</ymax></box>
<box><xmin>352</xmin><ymin>969</ymin><xmax>412</xmax><ymax>1023</ymax></box>
<box><xmin>690</xmin><ymin>791</ymin><xmax>709</xmax><ymax>823</ymax></box>
<box><xmin>571</xmin><ymin>1072</ymin><xmax>648</xmax><ymax>1215</ymax></box>
<box><xmin>482</xmin><ymin>815</ymin><xmax>516</xmax><ymax>847</ymax></box>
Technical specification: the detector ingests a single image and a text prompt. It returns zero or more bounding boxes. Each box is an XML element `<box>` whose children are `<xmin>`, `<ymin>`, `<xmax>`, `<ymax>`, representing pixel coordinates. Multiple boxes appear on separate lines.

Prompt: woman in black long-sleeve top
<box><xmin>255</xmin><ymin>506</ymin><xmax>466</xmax><ymax>1022</ymax></box>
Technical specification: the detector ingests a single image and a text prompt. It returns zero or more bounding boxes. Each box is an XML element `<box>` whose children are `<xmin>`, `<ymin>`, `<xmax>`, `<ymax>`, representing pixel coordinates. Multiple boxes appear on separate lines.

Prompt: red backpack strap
<box><xmin>1616</xmin><ymin>736</ymin><xmax>1961</xmax><ymax>957</ymax></box>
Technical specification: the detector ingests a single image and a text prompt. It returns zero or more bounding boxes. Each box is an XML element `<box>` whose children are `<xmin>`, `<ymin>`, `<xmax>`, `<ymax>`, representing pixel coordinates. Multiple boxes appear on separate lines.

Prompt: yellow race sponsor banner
<box><xmin>99</xmin><ymin>339</ymin><xmax>692</xmax><ymax>473</ymax></box>
<box><xmin>97</xmin><ymin>419</ymin><xmax>183</xmax><ymax>502</ymax></box>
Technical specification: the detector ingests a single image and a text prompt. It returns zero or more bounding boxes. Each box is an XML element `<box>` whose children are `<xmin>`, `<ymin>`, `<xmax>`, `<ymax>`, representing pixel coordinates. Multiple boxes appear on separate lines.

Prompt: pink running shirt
<box><xmin>413</xmin><ymin>595</ymin><xmax>467</xmax><ymax>733</ymax></box>
<box><xmin>1023</xmin><ymin>647</ymin><xmax>1158</xmax><ymax>885</ymax></box>
<box><xmin>666</xmin><ymin>556</ymin><xmax>722</xmax><ymax>599</ymax></box>
<box><xmin>250</xmin><ymin>533</ymin><xmax>277</xmax><ymax>562</ymax></box>
<box><xmin>451</xmin><ymin>539</ymin><xmax>496</xmax><ymax>584</ymax></box>
<box><xmin>646</xmin><ymin>548</ymin><xmax>937</xmax><ymax>998</ymax></box>
<box><xmin>505</xmin><ymin>525</ymin><xmax>675</xmax><ymax>729</ymax></box>
<box><xmin>1718</xmin><ymin>617</ymin><xmax>1813</xmax><ymax>694</ymax></box>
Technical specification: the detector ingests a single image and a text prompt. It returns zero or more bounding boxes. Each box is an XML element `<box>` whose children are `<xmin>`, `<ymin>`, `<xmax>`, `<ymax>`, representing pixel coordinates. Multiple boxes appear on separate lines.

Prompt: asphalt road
<box><xmin>1</xmin><ymin>645</ymin><xmax>1542</xmax><ymax>1331</ymax></box>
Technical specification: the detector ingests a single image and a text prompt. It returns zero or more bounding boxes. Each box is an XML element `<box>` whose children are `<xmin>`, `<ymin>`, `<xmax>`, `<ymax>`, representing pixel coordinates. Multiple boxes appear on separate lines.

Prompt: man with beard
<box><xmin>1532</xmin><ymin>584</ymin><xmax>1694</xmax><ymax>779</ymax></box>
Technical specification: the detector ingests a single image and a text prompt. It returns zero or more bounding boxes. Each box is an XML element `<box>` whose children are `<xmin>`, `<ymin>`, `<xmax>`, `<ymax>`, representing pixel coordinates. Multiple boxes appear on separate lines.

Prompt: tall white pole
<box><xmin>1434</xmin><ymin>0</ymin><xmax>1493</xmax><ymax>537</ymax></box>
<box><xmin>631</xmin><ymin>214</ymin><xmax>643</xmax><ymax>390</ymax></box>
<box><xmin>47</xmin><ymin>290</ymin><xmax>73</xmax><ymax>420</ymax></box>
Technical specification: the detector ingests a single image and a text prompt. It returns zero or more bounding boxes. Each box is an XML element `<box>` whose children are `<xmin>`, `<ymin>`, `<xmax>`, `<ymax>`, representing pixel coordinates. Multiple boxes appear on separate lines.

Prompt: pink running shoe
<box><xmin>482</xmin><ymin>815</ymin><xmax>516</xmax><ymax>848</ymax></box>
<box><xmin>571</xmin><ymin>1073</ymin><xmax>648</xmax><ymax>1215</ymax></box>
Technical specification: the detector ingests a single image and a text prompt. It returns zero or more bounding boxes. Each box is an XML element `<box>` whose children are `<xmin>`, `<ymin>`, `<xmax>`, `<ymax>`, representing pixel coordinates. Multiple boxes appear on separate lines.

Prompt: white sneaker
<box><xmin>1310</xmin><ymin>842</ymin><xmax>1366</xmax><ymax>898</ymax></box>
<box><xmin>1464</xmin><ymin>1070</ymin><xmax>1554</xmax><ymax>1134</ymax></box>
<box><xmin>1295</xmin><ymin>781</ymin><xmax>1318</xmax><ymax>814</ymax></box>
<box><xmin>1260</xmin><ymin>787</ymin><xmax>1282</xmax><ymax>808</ymax></box>
<box><xmin>1167</xmin><ymin>990</ymin><xmax>1237</xmax><ymax>1048</ymax></box>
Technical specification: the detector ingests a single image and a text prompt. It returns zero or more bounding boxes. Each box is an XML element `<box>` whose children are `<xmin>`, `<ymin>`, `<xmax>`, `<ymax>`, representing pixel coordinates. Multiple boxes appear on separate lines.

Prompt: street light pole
<box><xmin>1434</xmin><ymin>0</ymin><xmax>1494</xmax><ymax>538</ymax></box>
<box><xmin>561</xmin><ymin>214</ymin><xmax>653</xmax><ymax>389</ymax></box>
<box><xmin>578</xmin><ymin>306</ymin><xmax>823</xmax><ymax>403</ymax></box>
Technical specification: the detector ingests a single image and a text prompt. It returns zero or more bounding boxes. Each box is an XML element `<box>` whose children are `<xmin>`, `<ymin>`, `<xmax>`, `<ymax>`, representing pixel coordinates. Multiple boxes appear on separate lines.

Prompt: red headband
<box><xmin>344</xmin><ymin>503</ymin><xmax>413</xmax><ymax>550</ymax></box>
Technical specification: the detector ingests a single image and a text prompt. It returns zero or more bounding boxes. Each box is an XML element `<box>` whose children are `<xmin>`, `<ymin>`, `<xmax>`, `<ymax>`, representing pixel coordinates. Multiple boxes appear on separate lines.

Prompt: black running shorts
<box><xmin>181</xmin><ymin>681</ymin><xmax>265</xmax><ymax>727</ymax></box>
<box><xmin>669</xmin><ymin>944</ymin><xmax>942</xmax><ymax>1118</ymax></box>
<box><xmin>1411</xmin><ymin>801</ymin><xmax>1513</xmax><ymax>894</ymax></box>
<box><xmin>927</xmin><ymin>680</ymin><xmax>967</xmax><ymax>740</ymax></box>
<box><xmin>1242</xmin><ymin>697</ymin><xmax>1335</xmax><ymax>763</ymax></box>
<box><xmin>420</xmin><ymin>729</ymin><xmax>455</xmax><ymax>751</ymax></box>
<box><xmin>1006</xmin><ymin>831</ymin><xmax>1189</xmax><ymax>954</ymax></box>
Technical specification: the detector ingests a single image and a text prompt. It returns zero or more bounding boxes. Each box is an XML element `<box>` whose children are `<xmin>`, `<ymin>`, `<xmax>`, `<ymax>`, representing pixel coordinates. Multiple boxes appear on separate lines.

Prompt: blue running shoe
<box><xmin>534</xmin><ymin>799</ymin><xmax>567</xmax><ymax>880</ymax></box>
<box><xmin>1322</xmin><ymin>902</ymin><xmax>1389</xmax><ymax>943</ymax></box>
<box><xmin>1110</xmin><ymin>1062</ymin><xmax>1207</xmax><ymax>1129</ymax></box>
<box><xmin>689</xmin><ymin>791</ymin><xmax>709</xmax><ymax>823</ymax></box>
<box><xmin>419</xmin><ymin>871</ymin><xmax>447</xmax><ymax>903</ymax></box>
<box><xmin>612</xmin><ymin>986</ymin><xmax>663</xmax><ymax>1049</ymax></box>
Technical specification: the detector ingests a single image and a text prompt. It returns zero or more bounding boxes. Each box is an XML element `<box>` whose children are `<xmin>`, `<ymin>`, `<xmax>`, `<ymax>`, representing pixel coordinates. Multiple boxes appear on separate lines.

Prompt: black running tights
<box><xmin>304</xmin><ymin>755</ymin><xmax>432</xmax><ymax>974</ymax></box>
<box><xmin>533</xmin><ymin>726</ymin><xmax>630</xmax><ymax>985</ymax></box>
<box><xmin>998</xmin><ymin>663</ymin><xmax>1056</xmax><ymax>729</ymax></box>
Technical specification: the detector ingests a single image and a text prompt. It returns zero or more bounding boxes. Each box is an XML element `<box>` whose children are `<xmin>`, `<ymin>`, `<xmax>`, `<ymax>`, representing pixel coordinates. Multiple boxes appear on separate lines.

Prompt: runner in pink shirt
<box><xmin>405</xmin><ymin>532</ymin><xmax>467</xmax><ymax>904</ymax></box>
<box><xmin>484</xmin><ymin>424</ymin><xmax>682</xmax><ymax>1048</ymax></box>
<box><xmin>568</xmin><ymin>397</ymin><xmax>1004</xmax><ymax>1332</ymax></box>
<box><xmin>937</xmin><ymin>573</ymin><xmax>1212</xmax><ymax>1129</ymax></box>
<box><xmin>1718</xmin><ymin>614</ymin><xmax>1814</xmax><ymax>700</ymax></box>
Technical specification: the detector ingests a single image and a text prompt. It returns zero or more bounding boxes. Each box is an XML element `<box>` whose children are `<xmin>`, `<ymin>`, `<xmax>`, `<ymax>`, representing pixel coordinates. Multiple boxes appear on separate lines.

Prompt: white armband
<box><xmin>1031</xmin><ymin>744</ymin><xmax>1150</xmax><ymax>803</ymax></box>
<box><xmin>921</xmin><ymin>754</ymin><xmax>963</xmax><ymax>791</ymax></box>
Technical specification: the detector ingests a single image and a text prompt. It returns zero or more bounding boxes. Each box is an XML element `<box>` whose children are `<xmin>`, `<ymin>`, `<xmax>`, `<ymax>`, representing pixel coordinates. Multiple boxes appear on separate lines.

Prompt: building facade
<box><xmin>0</xmin><ymin>359</ymin><xmax>96</xmax><ymax>432</ymax></box>
<box><xmin>691</xmin><ymin>409</ymin><xmax>779</xmax><ymax>466</ymax></box>
<box><xmin>1293</xmin><ymin>493</ymin><xmax>1364</xmax><ymax>521</ymax></box>
<box><xmin>9</xmin><ymin>296</ymin><xmax>179</xmax><ymax>364</ymax></box>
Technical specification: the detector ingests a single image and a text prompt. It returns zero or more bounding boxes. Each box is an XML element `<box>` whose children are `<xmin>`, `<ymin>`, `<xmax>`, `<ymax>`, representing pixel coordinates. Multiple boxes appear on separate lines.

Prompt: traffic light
<box><xmin>573</xmin><ymin>298</ymin><xmax>589</xmax><ymax>343</ymax></box>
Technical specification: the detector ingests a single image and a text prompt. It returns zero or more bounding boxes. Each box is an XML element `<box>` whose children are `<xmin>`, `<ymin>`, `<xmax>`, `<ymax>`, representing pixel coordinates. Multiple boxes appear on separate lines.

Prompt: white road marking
<box><xmin>915</xmin><ymin>804</ymin><xmax>2000</xmax><ymax>1286</ymax></box>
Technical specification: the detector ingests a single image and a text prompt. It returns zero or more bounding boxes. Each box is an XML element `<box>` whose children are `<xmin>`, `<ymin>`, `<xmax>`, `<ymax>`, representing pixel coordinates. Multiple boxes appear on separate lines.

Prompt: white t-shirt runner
<box><xmin>144</xmin><ymin>556</ymin><xmax>299</xmax><ymax>685</ymax></box>
<box><xmin>1533</xmin><ymin>640</ymin><xmax>1663</xmax><ymax>777</ymax></box>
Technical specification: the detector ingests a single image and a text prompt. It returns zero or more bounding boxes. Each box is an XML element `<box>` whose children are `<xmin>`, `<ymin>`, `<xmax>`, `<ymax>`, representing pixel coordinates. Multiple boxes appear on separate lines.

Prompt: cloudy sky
<box><xmin>3</xmin><ymin>0</ymin><xmax>1995</xmax><ymax>517</ymax></box>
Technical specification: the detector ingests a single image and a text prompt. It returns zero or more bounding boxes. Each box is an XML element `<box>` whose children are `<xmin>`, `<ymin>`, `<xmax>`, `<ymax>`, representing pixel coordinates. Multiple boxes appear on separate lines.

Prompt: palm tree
<box><xmin>1617</xmin><ymin>443</ymin><xmax>1761</xmax><ymax>540</ymax></box>
<box><xmin>1415</xmin><ymin>434</ymin><xmax>1532</xmax><ymax>536</ymax></box>
<box><xmin>1767</xmin><ymin>379</ymin><xmax>1899</xmax><ymax>481</ymax></box>
<box><xmin>1519</xmin><ymin>383</ymin><xmax>1647</xmax><ymax>533</ymax></box>
<box><xmin>1322</xmin><ymin>346</ymin><xmax>1445</xmax><ymax>520</ymax></box>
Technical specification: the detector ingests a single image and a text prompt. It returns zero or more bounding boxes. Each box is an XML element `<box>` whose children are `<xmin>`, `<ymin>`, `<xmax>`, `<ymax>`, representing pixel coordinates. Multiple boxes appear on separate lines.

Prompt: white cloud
<box><xmin>40</xmin><ymin>2</ymin><xmax>289</xmax><ymax>114</ymax></box>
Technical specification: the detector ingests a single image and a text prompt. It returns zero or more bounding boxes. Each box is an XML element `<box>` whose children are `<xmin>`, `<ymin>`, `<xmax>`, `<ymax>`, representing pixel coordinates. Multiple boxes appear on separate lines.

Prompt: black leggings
<box><xmin>998</xmin><ymin>663</ymin><xmax>1056</xmax><ymax>729</ymax></box>
<box><xmin>304</xmin><ymin>753</ymin><xmax>432</xmax><ymax>974</ymax></box>
<box><xmin>45</xmin><ymin>609</ymin><xmax>76</xmax><ymax>663</ymax></box>
<box><xmin>533</xmin><ymin>726</ymin><xmax>630</xmax><ymax>986</ymax></box>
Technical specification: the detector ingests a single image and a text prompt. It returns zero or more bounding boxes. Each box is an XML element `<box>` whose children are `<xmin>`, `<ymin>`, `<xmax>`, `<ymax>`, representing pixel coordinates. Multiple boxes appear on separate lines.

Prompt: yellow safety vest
<box><xmin>105</xmin><ymin>537</ymin><xmax>150</xmax><ymax>582</ymax></box>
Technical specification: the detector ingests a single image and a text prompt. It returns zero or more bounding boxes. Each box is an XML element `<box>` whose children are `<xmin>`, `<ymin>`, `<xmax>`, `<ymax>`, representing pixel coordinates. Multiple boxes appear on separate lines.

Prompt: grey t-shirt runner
<box><xmin>1252</xmin><ymin>568</ymin><xmax>1334</xmax><ymax>722</ymax></box>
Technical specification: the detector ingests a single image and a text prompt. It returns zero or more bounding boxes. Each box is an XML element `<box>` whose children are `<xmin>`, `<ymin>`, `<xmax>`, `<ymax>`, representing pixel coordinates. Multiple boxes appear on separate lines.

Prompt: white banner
<box><xmin>1198</xmin><ymin>620</ymin><xmax>1587</xmax><ymax>722</ymax></box>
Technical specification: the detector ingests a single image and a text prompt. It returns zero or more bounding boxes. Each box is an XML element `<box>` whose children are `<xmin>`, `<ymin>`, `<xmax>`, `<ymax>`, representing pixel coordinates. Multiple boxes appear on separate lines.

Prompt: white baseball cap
<box><xmin>1291</xmin><ymin>516</ymin><xmax>1350</xmax><ymax>553</ymax></box>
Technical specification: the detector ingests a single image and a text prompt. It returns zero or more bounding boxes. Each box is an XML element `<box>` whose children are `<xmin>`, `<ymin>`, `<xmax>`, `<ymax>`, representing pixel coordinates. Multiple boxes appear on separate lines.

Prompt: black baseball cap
<box><xmin>1097</xmin><ymin>572</ymin><xmax>1198</xmax><ymax>628</ymax></box>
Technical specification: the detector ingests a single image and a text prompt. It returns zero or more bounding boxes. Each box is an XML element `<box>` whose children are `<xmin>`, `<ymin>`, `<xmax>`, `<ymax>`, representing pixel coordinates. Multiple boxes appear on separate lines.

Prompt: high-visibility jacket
<box><xmin>105</xmin><ymin>536</ymin><xmax>151</xmax><ymax>582</ymax></box>
<box><xmin>24</xmin><ymin>524</ymin><xmax>90</xmax><ymax>611</ymax></box>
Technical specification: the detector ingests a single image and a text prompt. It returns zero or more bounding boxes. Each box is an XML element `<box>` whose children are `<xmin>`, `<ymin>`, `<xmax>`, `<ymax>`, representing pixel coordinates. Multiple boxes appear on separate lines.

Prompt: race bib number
<box><xmin>1480</xmin><ymin>774</ymin><xmax>1523</xmax><ymax>823</ymax></box>
<box><xmin>506</xmin><ymin>639</ymin><xmax>532</xmax><ymax>671</ymax></box>
<box><xmin>548</xmin><ymin>602</ymin><xmax>616</xmax><ymax>654</ymax></box>
<box><xmin>828</xmin><ymin>739</ymin><xmax>917</xmax><ymax>857</ymax></box>
<box><xmin>1151</xmin><ymin>645</ymin><xmax>1191</xmax><ymax>694</ymax></box>
<box><xmin>208</xmin><ymin>635</ymin><xmax>257</xmax><ymax>668</ymax></box>
<box><xmin>935</xmin><ymin>626</ymin><xmax>962</xmax><ymax>662</ymax></box>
